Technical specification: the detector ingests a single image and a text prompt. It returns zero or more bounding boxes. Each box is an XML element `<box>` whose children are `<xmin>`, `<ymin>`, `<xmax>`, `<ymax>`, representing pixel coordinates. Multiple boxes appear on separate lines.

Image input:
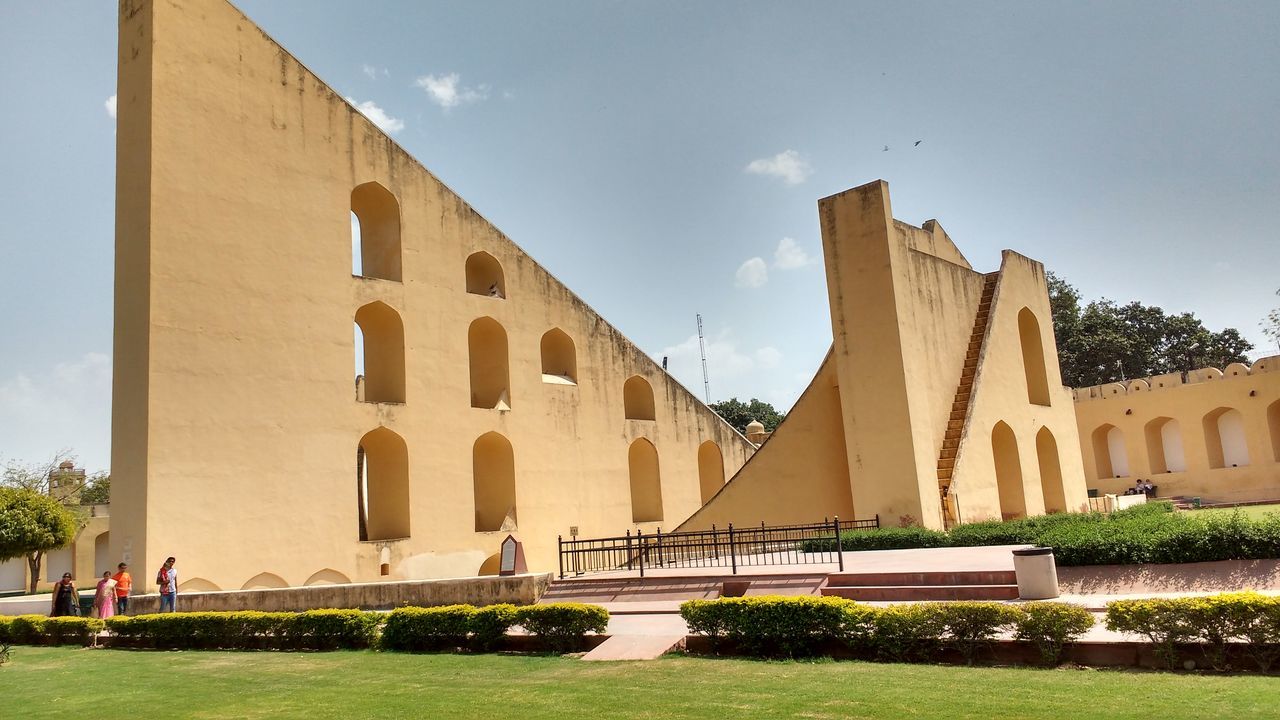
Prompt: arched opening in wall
<box><xmin>697</xmin><ymin>441</ymin><xmax>725</xmax><ymax>505</ymax></box>
<box><xmin>1269</xmin><ymin>400</ymin><xmax>1280</xmax><ymax>462</ymax></box>
<box><xmin>623</xmin><ymin>376</ymin><xmax>656</xmax><ymax>421</ymax></box>
<box><xmin>93</xmin><ymin>532</ymin><xmax>111</xmax><ymax>577</ymax></box>
<box><xmin>628</xmin><ymin>438</ymin><xmax>663</xmax><ymax>522</ymax></box>
<box><xmin>1144</xmin><ymin>417</ymin><xmax>1187</xmax><ymax>474</ymax></box>
<box><xmin>354</xmin><ymin>301</ymin><xmax>405</xmax><ymax>403</ymax></box>
<box><xmin>991</xmin><ymin>422</ymin><xmax>1026</xmax><ymax>520</ymax></box>
<box><xmin>179</xmin><ymin>578</ymin><xmax>221</xmax><ymax>592</ymax></box>
<box><xmin>241</xmin><ymin>572</ymin><xmax>289</xmax><ymax>590</ymax></box>
<box><xmin>1035</xmin><ymin>428</ymin><xmax>1067</xmax><ymax>513</ymax></box>
<box><xmin>540</xmin><ymin>328</ymin><xmax>577</xmax><ymax>385</ymax></box>
<box><xmin>45</xmin><ymin>547</ymin><xmax>73</xmax><ymax>581</ymax></box>
<box><xmin>1090</xmin><ymin>424</ymin><xmax>1130</xmax><ymax>478</ymax></box>
<box><xmin>1204</xmin><ymin>407</ymin><xmax>1250</xmax><ymax>468</ymax></box>
<box><xmin>478</xmin><ymin>553</ymin><xmax>501</xmax><ymax>577</ymax></box>
<box><xmin>474</xmin><ymin>432</ymin><xmax>517</xmax><ymax>532</ymax></box>
<box><xmin>350</xmin><ymin>182</ymin><xmax>401</xmax><ymax>281</ymax></box>
<box><xmin>304</xmin><ymin>569</ymin><xmax>352</xmax><ymax>586</ymax></box>
<box><xmin>465</xmin><ymin>251</ymin><xmax>506</xmax><ymax>298</ymax></box>
<box><xmin>469</xmin><ymin>317</ymin><xmax>510</xmax><ymax>409</ymax></box>
<box><xmin>1017</xmin><ymin>308</ymin><xmax>1051</xmax><ymax>406</ymax></box>
<box><xmin>357</xmin><ymin>427</ymin><xmax>411</xmax><ymax>541</ymax></box>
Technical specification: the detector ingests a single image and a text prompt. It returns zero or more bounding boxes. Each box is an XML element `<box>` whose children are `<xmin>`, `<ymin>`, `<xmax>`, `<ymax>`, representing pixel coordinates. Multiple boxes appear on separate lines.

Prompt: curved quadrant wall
<box><xmin>1203</xmin><ymin>407</ymin><xmax>1249</xmax><ymax>468</ymax></box>
<box><xmin>1144</xmin><ymin>417</ymin><xmax>1187</xmax><ymax>474</ymax></box>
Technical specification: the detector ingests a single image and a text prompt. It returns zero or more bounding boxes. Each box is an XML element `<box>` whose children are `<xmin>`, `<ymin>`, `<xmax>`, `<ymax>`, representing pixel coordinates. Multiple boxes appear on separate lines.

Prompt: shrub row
<box><xmin>0</xmin><ymin>615</ymin><xmax>105</xmax><ymax>646</ymax></box>
<box><xmin>681</xmin><ymin>596</ymin><xmax>1094</xmax><ymax>665</ymax></box>
<box><xmin>803</xmin><ymin>503</ymin><xmax>1280</xmax><ymax>566</ymax></box>
<box><xmin>106</xmin><ymin>609</ymin><xmax>380</xmax><ymax>650</ymax></box>
<box><xmin>1106</xmin><ymin>592</ymin><xmax>1280</xmax><ymax>671</ymax></box>
<box><xmin>1</xmin><ymin>602</ymin><xmax>609</xmax><ymax>654</ymax></box>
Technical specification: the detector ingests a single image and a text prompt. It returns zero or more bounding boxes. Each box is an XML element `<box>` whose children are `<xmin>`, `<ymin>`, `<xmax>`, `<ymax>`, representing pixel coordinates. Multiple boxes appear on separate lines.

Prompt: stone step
<box><xmin>826</xmin><ymin>570</ymin><xmax>1017</xmax><ymax>587</ymax></box>
<box><xmin>940</xmin><ymin>447</ymin><xmax>957</xmax><ymax>460</ymax></box>
<box><xmin>937</xmin><ymin>467</ymin><xmax>953</xmax><ymax>480</ymax></box>
<box><xmin>938</xmin><ymin>458</ymin><xmax>955</xmax><ymax>469</ymax></box>
<box><xmin>821</xmin><ymin>584</ymin><xmax>1020</xmax><ymax>602</ymax></box>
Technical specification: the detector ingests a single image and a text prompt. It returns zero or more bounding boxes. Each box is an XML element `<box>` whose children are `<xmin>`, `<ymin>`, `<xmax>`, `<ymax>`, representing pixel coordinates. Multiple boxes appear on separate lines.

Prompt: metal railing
<box><xmin>557</xmin><ymin>515</ymin><xmax>879</xmax><ymax>579</ymax></box>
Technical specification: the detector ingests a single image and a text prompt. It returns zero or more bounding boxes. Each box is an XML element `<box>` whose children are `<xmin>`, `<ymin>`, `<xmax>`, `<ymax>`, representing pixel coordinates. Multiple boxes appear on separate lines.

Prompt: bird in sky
<box><xmin>882</xmin><ymin>145</ymin><xmax>890</xmax><ymax>152</ymax></box>
<box><xmin>914</xmin><ymin>140</ymin><xmax>923</xmax><ymax>146</ymax></box>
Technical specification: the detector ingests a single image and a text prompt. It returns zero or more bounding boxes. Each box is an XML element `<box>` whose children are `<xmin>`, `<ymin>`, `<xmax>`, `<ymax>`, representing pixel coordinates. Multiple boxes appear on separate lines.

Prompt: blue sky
<box><xmin>2</xmin><ymin>1</ymin><xmax>1278</xmax><ymax>473</ymax></box>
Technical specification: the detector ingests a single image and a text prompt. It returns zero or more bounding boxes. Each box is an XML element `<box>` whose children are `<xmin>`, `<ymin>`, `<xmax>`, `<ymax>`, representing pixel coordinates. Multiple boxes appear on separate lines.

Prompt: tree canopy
<box><xmin>710</xmin><ymin>397</ymin><xmax>786</xmax><ymax>434</ymax></box>
<box><xmin>0</xmin><ymin>487</ymin><xmax>78</xmax><ymax>563</ymax></box>
<box><xmin>1047</xmin><ymin>272</ymin><xmax>1253</xmax><ymax>387</ymax></box>
<box><xmin>1264</xmin><ymin>289</ymin><xmax>1280</xmax><ymax>351</ymax></box>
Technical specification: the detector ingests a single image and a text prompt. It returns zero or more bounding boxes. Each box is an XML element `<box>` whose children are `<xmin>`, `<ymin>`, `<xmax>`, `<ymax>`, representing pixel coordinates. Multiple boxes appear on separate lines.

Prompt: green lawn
<box><xmin>3</xmin><ymin>648</ymin><xmax>1278</xmax><ymax>719</ymax></box>
<box><xmin>1189</xmin><ymin>503</ymin><xmax>1280</xmax><ymax>521</ymax></box>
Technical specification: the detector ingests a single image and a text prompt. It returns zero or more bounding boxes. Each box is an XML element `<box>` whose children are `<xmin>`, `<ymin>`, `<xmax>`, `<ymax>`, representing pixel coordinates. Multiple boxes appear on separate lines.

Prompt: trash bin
<box><xmin>1087</xmin><ymin>489</ymin><xmax>1099</xmax><ymax>499</ymax></box>
<box><xmin>1192</xmin><ymin>497</ymin><xmax>1202</xmax><ymax>509</ymax></box>
<box><xmin>1011</xmin><ymin>547</ymin><xmax>1059</xmax><ymax>600</ymax></box>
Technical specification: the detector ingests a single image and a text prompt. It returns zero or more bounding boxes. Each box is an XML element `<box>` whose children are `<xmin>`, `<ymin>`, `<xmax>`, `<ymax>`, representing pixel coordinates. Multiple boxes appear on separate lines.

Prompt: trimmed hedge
<box><xmin>1106</xmin><ymin>592</ymin><xmax>1280</xmax><ymax>671</ymax></box>
<box><xmin>801</xmin><ymin>503</ymin><xmax>1280</xmax><ymax>567</ymax></box>
<box><xmin>106</xmin><ymin>610</ymin><xmax>380</xmax><ymax>650</ymax></box>
<box><xmin>0</xmin><ymin>615</ymin><xmax>104</xmax><ymax>646</ymax></box>
<box><xmin>681</xmin><ymin>596</ymin><xmax>1094</xmax><ymax>664</ymax></box>
<box><xmin>381</xmin><ymin>605</ymin><xmax>486</xmax><ymax>651</ymax></box>
<box><xmin>514</xmin><ymin>603</ymin><xmax>609</xmax><ymax>652</ymax></box>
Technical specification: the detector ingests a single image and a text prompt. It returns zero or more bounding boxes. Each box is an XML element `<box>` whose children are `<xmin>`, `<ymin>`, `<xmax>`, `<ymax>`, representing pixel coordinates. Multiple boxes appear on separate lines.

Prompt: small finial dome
<box><xmin>746</xmin><ymin>420</ymin><xmax>765</xmax><ymax>435</ymax></box>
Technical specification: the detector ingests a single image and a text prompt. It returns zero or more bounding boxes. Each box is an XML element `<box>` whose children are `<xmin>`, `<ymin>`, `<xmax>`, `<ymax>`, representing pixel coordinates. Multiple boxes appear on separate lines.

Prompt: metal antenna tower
<box><xmin>696</xmin><ymin>314</ymin><xmax>711</xmax><ymax>403</ymax></box>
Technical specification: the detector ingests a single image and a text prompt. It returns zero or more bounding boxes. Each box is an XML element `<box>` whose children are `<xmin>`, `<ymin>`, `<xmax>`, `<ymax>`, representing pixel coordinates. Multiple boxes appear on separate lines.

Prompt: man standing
<box><xmin>157</xmin><ymin>557</ymin><xmax>178</xmax><ymax>613</ymax></box>
<box><xmin>112</xmin><ymin>562</ymin><xmax>133</xmax><ymax>615</ymax></box>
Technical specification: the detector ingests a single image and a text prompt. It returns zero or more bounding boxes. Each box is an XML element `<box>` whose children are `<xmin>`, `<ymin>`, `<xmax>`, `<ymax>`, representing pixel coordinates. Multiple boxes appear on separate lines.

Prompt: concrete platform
<box><xmin>582</xmin><ymin>633</ymin><xmax>686</xmax><ymax>661</ymax></box>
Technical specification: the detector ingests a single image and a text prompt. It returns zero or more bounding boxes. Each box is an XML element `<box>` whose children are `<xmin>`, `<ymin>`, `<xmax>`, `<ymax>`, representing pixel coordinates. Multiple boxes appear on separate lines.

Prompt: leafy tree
<box><xmin>79</xmin><ymin>472</ymin><xmax>111</xmax><ymax>506</ymax></box>
<box><xmin>1264</xmin><ymin>289</ymin><xmax>1280</xmax><ymax>351</ymax></box>
<box><xmin>1047</xmin><ymin>272</ymin><xmax>1253</xmax><ymax>387</ymax></box>
<box><xmin>0</xmin><ymin>487</ymin><xmax>79</xmax><ymax>594</ymax></box>
<box><xmin>709</xmin><ymin>397</ymin><xmax>785</xmax><ymax>434</ymax></box>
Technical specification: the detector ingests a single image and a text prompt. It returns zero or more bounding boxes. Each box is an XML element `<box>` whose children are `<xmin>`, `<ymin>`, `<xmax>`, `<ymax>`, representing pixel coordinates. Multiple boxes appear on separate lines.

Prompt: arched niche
<box><xmin>351</xmin><ymin>182</ymin><xmax>401</xmax><ymax>281</ymax></box>
<box><xmin>1269</xmin><ymin>399</ymin><xmax>1280</xmax><ymax>463</ymax></box>
<box><xmin>178</xmin><ymin>577</ymin><xmax>222</xmax><ymax>592</ymax></box>
<box><xmin>465</xmin><ymin>251</ymin><xmax>506</xmax><ymax>298</ymax></box>
<box><xmin>1090</xmin><ymin>424</ymin><xmax>1130</xmax><ymax>478</ymax></box>
<box><xmin>1203</xmin><ymin>407</ymin><xmax>1250</xmax><ymax>468</ymax></box>
<box><xmin>540</xmin><ymin>328</ymin><xmax>578</xmax><ymax>385</ymax></box>
<box><xmin>1017</xmin><ymin>308</ymin><xmax>1051</xmax><ymax>406</ymax></box>
<box><xmin>473</xmin><ymin>432</ymin><xmax>517</xmax><ymax>532</ymax></box>
<box><xmin>628</xmin><ymin>438</ymin><xmax>663</xmax><ymax>523</ymax></box>
<box><xmin>304</xmin><ymin>569</ymin><xmax>352</xmax><ymax>586</ymax></box>
<box><xmin>1144</xmin><ymin>417</ymin><xmax>1186</xmax><ymax>473</ymax></box>
<box><xmin>697</xmin><ymin>441</ymin><xmax>725</xmax><ymax>505</ymax></box>
<box><xmin>241</xmin><ymin>572</ymin><xmax>289</xmax><ymax>590</ymax></box>
<box><xmin>623</xmin><ymin>375</ymin><xmax>656</xmax><ymax>421</ymax></box>
<box><xmin>478</xmin><ymin>553</ymin><xmax>501</xmax><ymax>577</ymax></box>
<box><xmin>93</xmin><ymin>532</ymin><xmax>111</xmax><ymax>578</ymax></box>
<box><xmin>1035</xmin><ymin>427</ymin><xmax>1067</xmax><ymax>513</ymax></box>
<box><xmin>992</xmin><ymin>421</ymin><xmax>1026</xmax><ymax>520</ymax></box>
<box><xmin>469</xmin><ymin>317</ymin><xmax>511</xmax><ymax>410</ymax></box>
<box><xmin>357</xmin><ymin>427</ymin><xmax>411</xmax><ymax>541</ymax></box>
<box><xmin>354</xmin><ymin>301</ymin><xmax>406</xmax><ymax>404</ymax></box>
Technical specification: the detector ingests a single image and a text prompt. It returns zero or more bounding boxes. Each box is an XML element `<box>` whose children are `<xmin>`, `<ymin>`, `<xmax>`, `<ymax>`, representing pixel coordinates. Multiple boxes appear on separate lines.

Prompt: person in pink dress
<box><xmin>93</xmin><ymin>571</ymin><xmax>117</xmax><ymax>619</ymax></box>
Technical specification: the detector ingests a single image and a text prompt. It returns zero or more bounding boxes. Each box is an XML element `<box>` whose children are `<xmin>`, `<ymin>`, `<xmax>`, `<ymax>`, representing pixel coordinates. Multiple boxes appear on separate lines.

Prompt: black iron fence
<box><xmin>557</xmin><ymin>515</ymin><xmax>879</xmax><ymax>579</ymax></box>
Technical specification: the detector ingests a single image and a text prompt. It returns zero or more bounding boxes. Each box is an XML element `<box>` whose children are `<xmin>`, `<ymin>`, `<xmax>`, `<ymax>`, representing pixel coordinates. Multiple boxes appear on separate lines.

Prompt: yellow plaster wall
<box><xmin>947</xmin><ymin>252</ymin><xmax>1089</xmax><ymax>522</ymax></box>
<box><xmin>676</xmin><ymin>352</ymin><xmax>855</xmax><ymax>530</ymax></box>
<box><xmin>1074</xmin><ymin>357</ymin><xmax>1280</xmax><ymax>503</ymax></box>
<box><xmin>110</xmin><ymin>0</ymin><xmax>752</xmax><ymax>591</ymax></box>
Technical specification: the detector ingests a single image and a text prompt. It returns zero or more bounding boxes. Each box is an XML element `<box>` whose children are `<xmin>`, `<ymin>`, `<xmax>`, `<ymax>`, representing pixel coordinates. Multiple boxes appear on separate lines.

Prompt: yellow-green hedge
<box><xmin>105</xmin><ymin>610</ymin><xmax>380</xmax><ymax>650</ymax></box>
<box><xmin>0</xmin><ymin>615</ymin><xmax>104</xmax><ymax>646</ymax></box>
<box><xmin>1106</xmin><ymin>592</ymin><xmax>1280</xmax><ymax>670</ymax></box>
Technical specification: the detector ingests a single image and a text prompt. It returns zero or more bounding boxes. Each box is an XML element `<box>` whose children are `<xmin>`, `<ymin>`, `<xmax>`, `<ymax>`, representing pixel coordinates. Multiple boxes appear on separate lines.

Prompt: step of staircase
<box><xmin>821</xmin><ymin>584</ymin><xmax>1020</xmax><ymax>601</ymax></box>
<box><xmin>826</xmin><ymin>570</ymin><xmax>1016</xmax><ymax>586</ymax></box>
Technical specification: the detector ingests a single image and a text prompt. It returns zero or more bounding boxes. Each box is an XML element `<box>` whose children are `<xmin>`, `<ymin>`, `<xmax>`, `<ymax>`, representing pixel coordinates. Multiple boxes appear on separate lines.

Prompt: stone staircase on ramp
<box><xmin>937</xmin><ymin>272</ymin><xmax>1000</xmax><ymax>528</ymax></box>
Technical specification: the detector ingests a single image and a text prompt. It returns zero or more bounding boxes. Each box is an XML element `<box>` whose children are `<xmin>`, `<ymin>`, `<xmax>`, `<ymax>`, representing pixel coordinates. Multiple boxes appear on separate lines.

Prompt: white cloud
<box><xmin>773</xmin><ymin>237</ymin><xmax>815</xmax><ymax>269</ymax></box>
<box><xmin>344</xmin><ymin>97</ymin><xmax>405</xmax><ymax>134</ymax></box>
<box><xmin>105</xmin><ymin>94</ymin><xmax>117</xmax><ymax>119</ymax></box>
<box><xmin>414</xmin><ymin>73</ymin><xmax>489</xmax><ymax>109</ymax></box>
<box><xmin>744</xmin><ymin>149</ymin><xmax>812</xmax><ymax>185</ymax></box>
<box><xmin>361</xmin><ymin>64</ymin><xmax>388</xmax><ymax>80</ymax></box>
<box><xmin>657</xmin><ymin>330</ymin><xmax>784</xmax><ymax>403</ymax></box>
<box><xmin>0</xmin><ymin>353</ymin><xmax>112</xmax><ymax>472</ymax></box>
<box><xmin>735</xmin><ymin>257</ymin><xmax>768</xmax><ymax>288</ymax></box>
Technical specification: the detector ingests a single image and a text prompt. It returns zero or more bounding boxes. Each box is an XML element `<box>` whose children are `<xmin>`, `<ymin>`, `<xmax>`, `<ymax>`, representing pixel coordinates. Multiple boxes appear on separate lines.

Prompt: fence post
<box><xmin>557</xmin><ymin>534</ymin><xmax>564</xmax><ymax>579</ymax></box>
<box><xmin>875</xmin><ymin>513</ymin><xmax>880</xmax><ymax>529</ymax></box>
<box><xmin>655</xmin><ymin>527</ymin><xmax>663</xmax><ymax>568</ymax></box>
<box><xmin>833</xmin><ymin>515</ymin><xmax>844</xmax><ymax>572</ymax></box>
<box><xmin>637</xmin><ymin>528</ymin><xmax>645</xmax><ymax>578</ymax></box>
<box><xmin>728</xmin><ymin>523</ymin><xmax>737</xmax><ymax>575</ymax></box>
<box><xmin>625</xmin><ymin>530</ymin><xmax>633</xmax><ymax>572</ymax></box>
<box><xmin>712</xmin><ymin>524</ymin><xmax>719</xmax><ymax>559</ymax></box>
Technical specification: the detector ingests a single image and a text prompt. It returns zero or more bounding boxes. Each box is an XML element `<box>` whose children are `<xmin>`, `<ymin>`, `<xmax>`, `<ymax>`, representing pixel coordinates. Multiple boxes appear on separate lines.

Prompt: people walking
<box><xmin>93</xmin><ymin>571</ymin><xmax>117</xmax><ymax>619</ymax></box>
<box><xmin>112</xmin><ymin>562</ymin><xmax>132</xmax><ymax>615</ymax></box>
<box><xmin>157</xmin><ymin>557</ymin><xmax>178</xmax><ymax>613</ymax></box>
<box><xmin>50</xmin><ymin>573</ymin><xmax>79</xmax><ymax>617</ymax></box>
